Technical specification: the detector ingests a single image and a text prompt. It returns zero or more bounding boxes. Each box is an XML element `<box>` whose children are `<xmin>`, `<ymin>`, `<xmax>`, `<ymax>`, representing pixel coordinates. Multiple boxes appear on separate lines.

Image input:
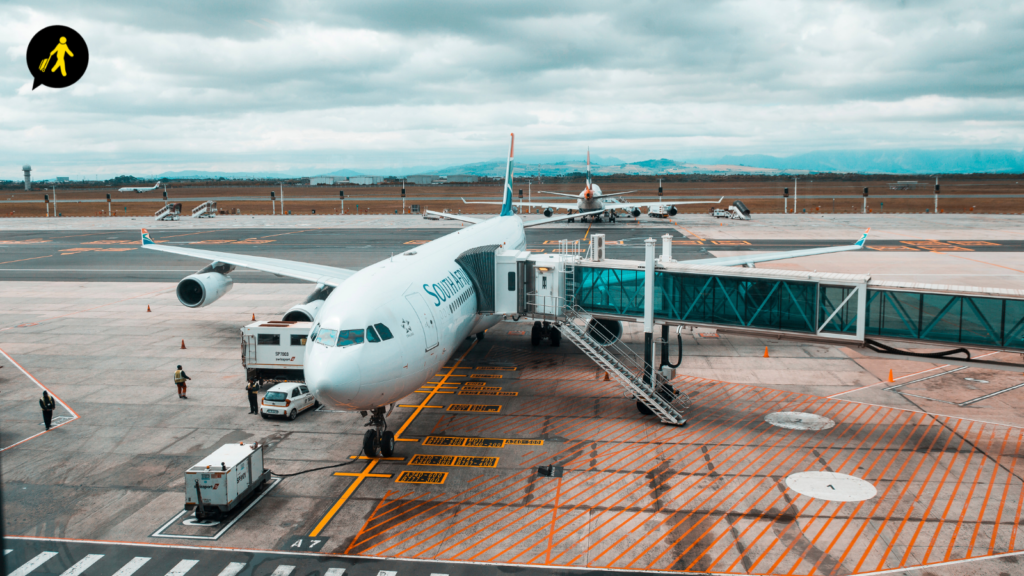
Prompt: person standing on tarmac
<box><xmin>246</xmin><ymin>380</ymin><xmax>260</xmax><ymax>414</ymax></box>
<box><xmin>40</xmin><ymin>391</ymin><xmax>56</xmax><ymax>430</ymax></box>
<box><xmin>174</xmin><ymin>365</ymin><xmax>191</xmax><ymax>399</ymax></box>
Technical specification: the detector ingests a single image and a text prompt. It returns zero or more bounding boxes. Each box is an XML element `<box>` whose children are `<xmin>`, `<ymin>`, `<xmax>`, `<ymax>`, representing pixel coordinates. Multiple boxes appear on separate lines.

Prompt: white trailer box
<box><xmin>185</xmin><ymin>442</ymin><xmax>271</xmax><ymax>519</ymax></box>
<box><xmin>241</xmin><ymin>321</ymin><xmax>311</xmax><ymax>384</ymax></box>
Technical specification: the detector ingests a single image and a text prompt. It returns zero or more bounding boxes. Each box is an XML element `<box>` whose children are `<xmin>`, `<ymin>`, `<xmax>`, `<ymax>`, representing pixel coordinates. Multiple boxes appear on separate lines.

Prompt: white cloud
<box><xmin>1</xmin><ymin>0</ymin><xmax>1023</xmax><ymax>178</ymax></box>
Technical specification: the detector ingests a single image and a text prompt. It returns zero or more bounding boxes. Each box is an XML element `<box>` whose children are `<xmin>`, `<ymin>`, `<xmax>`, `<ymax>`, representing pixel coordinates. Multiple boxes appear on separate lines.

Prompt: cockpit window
<box><xmin>337</xmin><ymin>329</ymin><xmax>365</xmax><ymax>347</ymax></box>
<box><xmin>315</xmin><ymin>328</ymin><xmax>338</xmax><ymax>347</ymax></box>
<box><xmin>310</xmin><ymin>324</ymin><xmax>320</xmax><ymax>342</ymax></box>
<box><xmin>374</xmin><ymin>323</ymin><xmax>394</xmax><ymax>340</ymax></box>
<box><xmin>366</xmin><ymin>325</ymin><xmax>381</xmax><ymax>343</ymax></box>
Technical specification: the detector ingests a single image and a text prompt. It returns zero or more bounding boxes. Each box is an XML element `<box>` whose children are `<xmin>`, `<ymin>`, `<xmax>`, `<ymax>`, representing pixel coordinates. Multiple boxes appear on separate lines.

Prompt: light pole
<box><xmin>340</xmin><ymin>190</ymin><xmax>344</xmax><ymax>214</ymax></box>
<box><xmin>279</xmin><ymin>183</ymin><xmax>284</xmax><ymax>214</ymax></box>
<box><xmin>52</xmin><ymin>184</ymin><xmax>57</xmax><ymax>216</ymax></box>
<box><xmin>793</xmin><ymin>177</ymin><xmax>798</xmax><ymax>214</ymax></box>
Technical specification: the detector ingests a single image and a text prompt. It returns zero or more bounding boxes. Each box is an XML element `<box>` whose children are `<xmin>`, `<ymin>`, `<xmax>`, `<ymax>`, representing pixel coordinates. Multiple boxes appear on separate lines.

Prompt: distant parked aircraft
<box><xmin>463</xmin><ymin>150</ymin><xmax>721</xmax><ymax>222</ymax></box>
<box><xmin>118</xmin><ymin>181</ymin><xmax>161</xmax><ymax>193</ymax></box>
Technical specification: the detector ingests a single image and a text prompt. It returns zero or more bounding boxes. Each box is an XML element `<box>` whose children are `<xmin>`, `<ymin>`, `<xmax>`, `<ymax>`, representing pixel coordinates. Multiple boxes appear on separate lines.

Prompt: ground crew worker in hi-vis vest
<box><xmin>246</xmin><ymin>380</ymin><xmax>260</xmax><ymax>414</ymax></box>
<box><xmin>174</xmin><ymin>365</ymin><xmax>191</xmax><ymax>399</ymax></box>
<box><xmin>40</xmin><ymin>391</ymin><xmax>56</xmax><ymax>430</ymax></box>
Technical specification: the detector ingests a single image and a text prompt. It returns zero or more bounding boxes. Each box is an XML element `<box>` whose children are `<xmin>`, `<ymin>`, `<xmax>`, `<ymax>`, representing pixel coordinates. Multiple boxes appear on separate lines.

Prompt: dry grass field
<box><xmin>1</xmin><ymin>177</ymin><xmax>1021</xmax><ymax>218</ymax></box>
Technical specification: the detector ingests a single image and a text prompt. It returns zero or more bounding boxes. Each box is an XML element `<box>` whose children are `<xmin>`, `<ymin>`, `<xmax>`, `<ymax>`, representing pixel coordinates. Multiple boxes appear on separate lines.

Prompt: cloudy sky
<box><xmin>3</xmin><ymin>1</ymin><xmax>1023</xmax><ymax>178</ymax></box>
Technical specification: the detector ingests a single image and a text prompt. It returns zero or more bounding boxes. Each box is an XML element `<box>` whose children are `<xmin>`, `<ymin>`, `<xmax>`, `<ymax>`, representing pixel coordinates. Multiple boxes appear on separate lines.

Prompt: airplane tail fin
<box><xmin>141</xmin><ymin>229</ymin><xmax>154</xmax><ymax>246</ymax></box>
<box><xmin>500</xmin><ymin>133</ymin><xmax>515</xmax><ymax>217</ymax></box>
<box><xmin>855</xmin><ymin>228</ymin><xmax>871</xmax><ymax>247</ymax></box>
<box><xmin>586</xmin><ymin>148</ymin><xmax>592</xmax><ymax>191</ymax></box>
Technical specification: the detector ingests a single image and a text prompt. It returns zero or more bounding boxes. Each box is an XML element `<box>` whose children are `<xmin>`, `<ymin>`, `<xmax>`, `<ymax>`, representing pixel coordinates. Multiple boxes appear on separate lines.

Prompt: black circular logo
<box><xmin>26</xmin><ymin>25</ymin><xmax>89</xmax><ymax>90</ymax></box>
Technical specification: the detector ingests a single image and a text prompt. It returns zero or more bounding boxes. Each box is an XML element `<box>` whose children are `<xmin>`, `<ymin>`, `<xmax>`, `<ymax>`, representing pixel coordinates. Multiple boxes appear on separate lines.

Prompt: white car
<box><xmin>260</xmin><ymin>382</ymin><xmax>318</xmax><ymax>420</ymax></box>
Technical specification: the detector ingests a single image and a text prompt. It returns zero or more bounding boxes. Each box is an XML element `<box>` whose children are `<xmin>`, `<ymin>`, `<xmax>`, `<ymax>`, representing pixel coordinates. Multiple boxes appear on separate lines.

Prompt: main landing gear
<box><xmin>531</xmin><ymin>321</ymin><xmax>561</xmax><ymax>346</ymax></box>
<box><xmin>362</xmin><ymin>405</ymin><xmax>395</xmax><ymax>458</ymax></box>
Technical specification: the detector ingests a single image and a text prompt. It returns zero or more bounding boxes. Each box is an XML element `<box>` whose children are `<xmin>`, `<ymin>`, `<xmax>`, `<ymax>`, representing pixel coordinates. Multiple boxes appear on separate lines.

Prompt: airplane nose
<box><xmin>305</xmin><ymin>344</ymin><xmax>364</xmax><ymax>409</ymax></box>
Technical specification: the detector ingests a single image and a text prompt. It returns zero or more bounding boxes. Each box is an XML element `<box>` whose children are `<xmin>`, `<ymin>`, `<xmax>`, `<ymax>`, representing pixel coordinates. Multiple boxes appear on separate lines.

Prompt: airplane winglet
<box><xmin>855</xmin><ymin>228</ymin><xmax>870</xmax><ymax>247</ymax></box>
<box><xmin>141</xmin><ymin>229</ymin><xmax>154</xmax><ymax>246</ymax></box>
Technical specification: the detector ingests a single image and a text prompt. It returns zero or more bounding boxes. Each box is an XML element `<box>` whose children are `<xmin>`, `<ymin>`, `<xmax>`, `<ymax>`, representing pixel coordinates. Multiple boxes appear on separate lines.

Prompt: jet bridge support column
<box><xmin>643</xmin><ymin>238</ymin><xmax>655</xmax><ymax>385</ymax></box>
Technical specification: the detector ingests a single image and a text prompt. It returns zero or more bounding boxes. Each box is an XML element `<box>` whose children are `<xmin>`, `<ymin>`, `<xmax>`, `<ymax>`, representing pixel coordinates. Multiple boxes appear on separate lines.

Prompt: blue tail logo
<box><xmin>141</xmin><ymin>229</ymin><xmax>154</xmax><ymax>245</ymax></box>
<box><xmin>500</xmin><ymin>134</ymin><xmax>514</xmax><ymax>217</ymax></box>
<box><xmin>855</xmin><ymin>228</ymin><xmax>870</xmax><ymax>247</ymax></box>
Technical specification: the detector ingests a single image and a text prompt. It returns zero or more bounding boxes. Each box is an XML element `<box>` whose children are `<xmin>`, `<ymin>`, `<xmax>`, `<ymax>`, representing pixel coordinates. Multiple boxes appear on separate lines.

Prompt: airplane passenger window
<box><xmin>257</xmin><ymin>334</ymin><xmax>280</xmax><ymax>345</ymax></box>
<box><xmin>366</xmin><ymin>325</ymin><xmax>381</xmax><ymax>343</ymax></box>
<box><xmin>315</xmin><ymin>328</ymin><xmax>338</xmax><ymax>346</ymax></box>
<box><xmin>374</xmin><ymin>323</ymin><xmax>394</xmax><ymax>340</ymax></box>
<box><xmin>336</xmin><ymin>329</ymin><xmax>365</xmax><ymax>347</ymax></box>
<box><xmin>508</xmin><ymin>271</ymin><xmax>515</xmax><ymax>291</ymax></box>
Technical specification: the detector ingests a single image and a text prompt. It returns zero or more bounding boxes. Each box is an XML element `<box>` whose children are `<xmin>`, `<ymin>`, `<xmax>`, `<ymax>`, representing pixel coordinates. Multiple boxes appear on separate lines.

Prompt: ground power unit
<box><xmin>185</xmin><ymin>442</ymin><xmax>271</xmax><ymax>520</ymax></box>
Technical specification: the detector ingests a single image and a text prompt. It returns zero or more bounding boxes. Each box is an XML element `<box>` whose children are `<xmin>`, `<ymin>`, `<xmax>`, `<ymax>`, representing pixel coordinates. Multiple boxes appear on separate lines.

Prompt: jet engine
<box><xmin>282</xmin><ymin>284</ymin><xmax>334</xmax><ymax>321</ymax></box>
<box><xmin>631</xmin><ymin>208</ymin><xmax>641</xmax><ymax>217</ymax></box>
<box><xmin>176</xmin><ymin>272</ymin><xmax>233</xmax><ymax>308</ymax></box>
<box><xmin>544</xmin><ymin>208</ymin><xmax>553</xmax><ymax>217</ymax></box>
<box><xmin>586</xmin><ymin>318</ymin><xmax>622</xmax><ymax>346</ymax></box>
<box><xmin>667</xmin><ymin>206</ymin><xmax>678</xmax><ymax>216</ymax></box>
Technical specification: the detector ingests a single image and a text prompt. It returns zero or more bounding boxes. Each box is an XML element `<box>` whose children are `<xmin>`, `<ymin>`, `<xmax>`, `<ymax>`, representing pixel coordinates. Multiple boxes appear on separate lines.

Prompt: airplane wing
<box><xmin>678</xmin><ymin>229</ymin><xmax>870</xmax><ymax>267</ymax></box>
<box><xmin>140</xmin><ymin>229</ymin><xmax>356</xmax><ymax>286</ymax></box>
<box><xmin>424</xmin><ymin>210</ymin><xmax>482</xmax><ymax>224</ymax></box>
<box><xmin>611</xmin><ymin>196</ymin><xmax>724</xmax><ymax>210</ymax></box>
<box><xmin>537</xmin><ymin>191</ymin><xmax>580</xmax><ymax>198</ymax></box>
<box><xmin>522</xmin><ymin>209</ymin><xmax>605</xmax><ymax>228</ymax></box>
<box><xmin>596</xmin><ymin>190</ymin><xmax>638</xmax><ymax>198</ymax></box>
<box><xmin>461</xmin><ymin>198</ymin><xmax>578</xmax><ymax>210</ymax></box>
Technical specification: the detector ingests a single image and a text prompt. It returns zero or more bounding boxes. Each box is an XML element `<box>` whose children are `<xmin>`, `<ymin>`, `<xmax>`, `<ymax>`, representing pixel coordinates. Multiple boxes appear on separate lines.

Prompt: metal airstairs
<box><xmin>154</xmin><ymin>203</ymin><xmax>181</xmax><ymax>221</ymax></box>
<box><xmin>525</xmin><ymin>239</ymin><xmax>691</xmax><ymax>425</ymax></box>
<box><xmin>191</xmin><ymin>201</ymin><xmax>218</xmax><ymax>218</ymax></box>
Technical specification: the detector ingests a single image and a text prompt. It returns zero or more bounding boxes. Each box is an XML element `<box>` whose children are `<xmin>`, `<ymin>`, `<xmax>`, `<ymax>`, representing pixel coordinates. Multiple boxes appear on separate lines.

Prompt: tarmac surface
<box><xmin>2</xmin><ymin>213</ymin><xmax>1023</xmax><ymax>576</ymax></box>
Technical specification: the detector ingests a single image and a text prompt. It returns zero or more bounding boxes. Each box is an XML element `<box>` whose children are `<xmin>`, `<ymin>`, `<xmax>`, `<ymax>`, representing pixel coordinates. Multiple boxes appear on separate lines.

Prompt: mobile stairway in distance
<box><xmin>192</xmin><ymin>201</ymin><xmax>218</xmax><ymax>218</ymax></box>
<box><xmin>155</xmin><ymin>203</ymin><xmax>182</xmax><ymax>221</ymax></box>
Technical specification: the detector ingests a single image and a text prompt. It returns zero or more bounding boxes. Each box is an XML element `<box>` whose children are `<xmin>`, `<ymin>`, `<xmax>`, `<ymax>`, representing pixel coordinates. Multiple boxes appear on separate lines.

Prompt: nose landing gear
<box><xmin>363</xmin><ymin>405</ymin><xmax>395</xmax><ymax>458</ymax></box>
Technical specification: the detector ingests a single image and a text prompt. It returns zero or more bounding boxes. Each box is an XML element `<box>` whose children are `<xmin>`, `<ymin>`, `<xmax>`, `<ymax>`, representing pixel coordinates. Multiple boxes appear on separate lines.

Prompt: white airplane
<box><xmin>463</xmin><ymin>150</ymin><xmax>722</xmax><ymax>222</ymax></box>
<box><xmin>118</xmin><ymin>181</ymin><xmax>162</xmax><ymax>193</ymax></box>
<box><xmin>140</xmin><ymin>134</ymin><xmax>869</xmax><ymax>458</ymax></box>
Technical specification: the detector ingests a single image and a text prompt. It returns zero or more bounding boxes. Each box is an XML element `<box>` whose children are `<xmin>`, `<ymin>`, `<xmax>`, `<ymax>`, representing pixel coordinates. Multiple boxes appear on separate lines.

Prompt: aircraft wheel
<box><xmin>531</xmin><ymin>323</ymin><xmax>541</xmax><ymax>346</ymax></box>
<box><xmin>363</xmin><ymin>429</ymin><xmax>380</xmax><ymax>457</ymax></box>
<box><xmin>476</xmin><ymin>331</ymin><xmax>485</xmax><ymax>341</ymax></box>
<box><xmin>636</xmin><ymin>401</ymin><xmax>655</xmax><ymax>416</ymax></box>
<box><xmin>550</xmin><ymin>327</ymin><xmax>561</xmax><ymax>347</ymax></box>
<box><xmin>380</xmin><ymin>431</ymin><xmax>396</xmax><ymax>457</ymax></box>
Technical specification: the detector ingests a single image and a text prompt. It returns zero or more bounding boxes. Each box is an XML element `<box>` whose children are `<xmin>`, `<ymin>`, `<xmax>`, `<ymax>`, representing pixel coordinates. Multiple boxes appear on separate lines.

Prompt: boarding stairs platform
<box><xmin>559</xmin><ymin>302</ymin><xmax>691</xmax><ymax>425</ymax></box>
<box><xmin>154</xmin><ymin>203</ymin><xmax>181</xmax><ymax>221</ymax></box>
<box><xmin>191</xmin><ymin>200</ymin><xmax>218</xmax><ymax>218</ymax></box>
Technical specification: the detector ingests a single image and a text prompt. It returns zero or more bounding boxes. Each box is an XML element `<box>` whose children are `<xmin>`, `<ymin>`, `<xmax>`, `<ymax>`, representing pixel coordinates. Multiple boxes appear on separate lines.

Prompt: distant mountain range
<box><xmin>137</xmin><ymin>148</ymin><xmax>1024</xmax><ymax>181</ymax></box>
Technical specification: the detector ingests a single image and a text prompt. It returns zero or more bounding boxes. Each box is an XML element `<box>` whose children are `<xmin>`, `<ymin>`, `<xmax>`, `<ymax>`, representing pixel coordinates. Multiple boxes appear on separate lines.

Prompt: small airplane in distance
<box><xmin>463</xmin><ymin>150</ymin><xmax>721</xmax><ymax>222</ymax></box>
<box><xmin>118</xmin><ymin>181</ymin><xmax>162</xmax><ymax>193</ymax></box>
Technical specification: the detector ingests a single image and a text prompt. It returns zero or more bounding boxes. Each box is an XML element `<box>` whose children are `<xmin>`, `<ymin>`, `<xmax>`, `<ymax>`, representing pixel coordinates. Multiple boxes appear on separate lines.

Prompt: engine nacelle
<box><xmin>667</xmin><ymin>206</ymin><xmax>678</xmax><ymax>216</ymax></box>
<box><xmin>631</xmin><ymin>208</ymin><xmax>641</xmax><ymax>217</ymax></box>
<box><xmin>586</xmin><ymin>318</ymin><xmax>622</xmax><ymax>346</ymax></box>
<box><xmin>176</xmin><ymin>272</ymin><xmax>233</xmax><ymax>308</ymax></box>
<box><xmin>282</xmin><ymin>300</ymin><xmax>324</xmax><ymax>322</ymax></box>
<box><xmin>544</xmin><ymin>208</ymin><xmax>553</xmax><ymax>217</ymax></box>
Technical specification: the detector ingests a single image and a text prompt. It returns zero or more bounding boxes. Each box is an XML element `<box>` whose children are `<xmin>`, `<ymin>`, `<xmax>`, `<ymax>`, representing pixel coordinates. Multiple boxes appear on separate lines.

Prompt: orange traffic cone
<box><xmin>252</xmin><ymin>313</ymin><xmax>256</xmax><ymax>321</ymax></box>
<box><xmin>764</xmin><ymin>346</ymin><xmax>769</xmax><ymax>358</ymax></box>
<box><xmin>604</xmin><ymin>372</ymin><xmax>610</xmax><ymax>381</ymax></box>
<box><xmin>181</xmin><ymin>339</ymin><xmax>187</xmax><ymax>350</ymax></box>
<box><xmin>147</xmin><ymin>305</ymin><xmax>151</xmax><ymax>312</ymax></box>
<box><xmin>888</xmin><ymin>369</ymin><xmax>894</xmax><ymax>382</ymax></box>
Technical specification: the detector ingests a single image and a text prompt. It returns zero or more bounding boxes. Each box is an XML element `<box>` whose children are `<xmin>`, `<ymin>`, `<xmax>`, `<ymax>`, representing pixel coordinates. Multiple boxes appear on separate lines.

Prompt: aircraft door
<box><xmin>405</xmin><ymin>293</ymin><xmax>439</xmax><ymax>351</ymax></box>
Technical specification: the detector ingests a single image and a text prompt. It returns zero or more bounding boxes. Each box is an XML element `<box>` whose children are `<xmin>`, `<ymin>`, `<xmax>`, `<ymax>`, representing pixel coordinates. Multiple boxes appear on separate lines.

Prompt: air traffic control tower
<box><xmin>23</xmin><ymin>165</ymin><xmax>31</xmax><ymax>190</ymax></box>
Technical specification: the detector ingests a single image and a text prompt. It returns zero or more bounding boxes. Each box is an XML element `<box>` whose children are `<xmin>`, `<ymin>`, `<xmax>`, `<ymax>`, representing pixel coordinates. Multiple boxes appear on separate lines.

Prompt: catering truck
<box><xmin>185</xmin><ymin>442</ymin><xmax>271</xmax><ymax>520</ymax></box>
<box><xmin>241</xmin><ymin>320</ymin><xmax>311</xmax><ymax>385</ymax></box>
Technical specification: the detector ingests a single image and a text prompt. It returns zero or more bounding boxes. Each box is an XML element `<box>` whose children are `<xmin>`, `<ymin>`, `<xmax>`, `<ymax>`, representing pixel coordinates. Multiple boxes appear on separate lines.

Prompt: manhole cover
<box><xmin>786</xmin><ymin>471</ymin><xmax>877</xmax><ymax>502</ymax></box>
<box><xmin>765</xmin><ymin>412</ymin><xmax>835</xmax><ymax>431</ymax></box>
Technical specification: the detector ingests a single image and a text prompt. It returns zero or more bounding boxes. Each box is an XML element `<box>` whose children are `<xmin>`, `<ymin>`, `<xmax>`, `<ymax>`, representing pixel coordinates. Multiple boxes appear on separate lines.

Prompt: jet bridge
<box><xmin>490</xmin><ymin>237</ymin><xmax>1024</xmax><ymax>424</ymax></box>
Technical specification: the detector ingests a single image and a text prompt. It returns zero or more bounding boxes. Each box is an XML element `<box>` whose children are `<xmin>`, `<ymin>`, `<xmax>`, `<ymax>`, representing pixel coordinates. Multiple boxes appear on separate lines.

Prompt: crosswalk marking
<box><xmin>9</xmin><ymin>551</ymin><xmax>58</xmax><ymax>576</ymax></box>
<box><xmin>112</xmin><ymin>557</ymin><xmax>151</xmax><ymax>576</ymax></box>
<box><xmin>270</xmin><ymin>566</ymin><xmax>295</xmax><ymax>576</ymax></box>
<box><xmin>216</xmin><ymin>562</ymin><xmax>247</xmax><ymax>576</ymax></box>
<box><xmin>59</xmin><ymin>554</ymin><xmax>104</xmax><ymax>576</ymax></box>
<box><xmin>324</xmin><ymin>569</ymin><xmax>346</xmax><ymax>576</ymax></box>
<box><xmin>164</xmin><ymin>559</ymin><xmax>199</xmax><ymax>575</ymax></box>
<box><xmin>377</xmin><ymin>571</ymin><xmax>397</xmax><ymax>576</ymax></box>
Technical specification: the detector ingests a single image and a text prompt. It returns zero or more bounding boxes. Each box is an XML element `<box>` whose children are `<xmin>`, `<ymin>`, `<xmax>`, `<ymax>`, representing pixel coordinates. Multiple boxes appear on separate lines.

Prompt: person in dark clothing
<box><xmin>40</xmin><ymin>391</ymin><xmax>56</xmax><ymax>430</ymax></box>
<box><xmin>174</xmin><ymin>365</ymin><xmax>191</xmax><ymax>399</ymax></box>
<box><xmin>246</xmin><ymin>381</ymin><xmax>260</xmax><ymax>414</ymax></box>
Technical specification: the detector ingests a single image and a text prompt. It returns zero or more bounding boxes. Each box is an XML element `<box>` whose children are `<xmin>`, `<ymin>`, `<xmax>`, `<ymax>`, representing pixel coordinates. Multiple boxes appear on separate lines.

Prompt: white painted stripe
<box><xmin>216</xmin><ymin>562</ymin><xmax>247</xmax><ymax>576</ymax></box>
<box><xmin>59</xmin><ymin>554</ymin><xmax>104</xmax><ymax>576</ymax></box>
<box><xmin>3</xmin><ymin>549</ymin><xmax>11</xmax><ymax>555</ymax></box>
<box><xmin>270</xmin><ymin>566</ymin><xmax>296</xmax><ymax>576</ymax></box>
<box><xmin>9</xmin><ymin>551</ymin><xmax>58</xmax><ymax>576</ymax></box>
<box><xmin>111</xmin><ymin>557</ymin><xmax>151</xmax><ymax>576</ymax></box>
<box><xmin>324</xmin><ymin>570</ymin><xmax>346</xmax><ymax>576</ymax></box>
<box><xmin>164</xmin><ymin>559</ymin><xmax>199</xmax><ymax>575</ymax></box>
<box><xmin>377</xmin><ymin>571</ymin><xmax>397</xmax><ymax>576</ymax></box>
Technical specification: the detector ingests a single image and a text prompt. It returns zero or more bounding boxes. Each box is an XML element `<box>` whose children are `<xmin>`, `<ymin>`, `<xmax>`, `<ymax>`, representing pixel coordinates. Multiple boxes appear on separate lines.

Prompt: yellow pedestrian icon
<box><xmin>39</xmin><ymin>36</ymin><xmax>74</xmax><ymax>77</ymax></box>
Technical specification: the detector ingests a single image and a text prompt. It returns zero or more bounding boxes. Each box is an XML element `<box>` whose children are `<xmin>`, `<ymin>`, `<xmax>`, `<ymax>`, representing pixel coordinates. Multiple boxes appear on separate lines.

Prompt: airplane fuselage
<box><xmin>303</xmin><ymin>215</ymin><xmax>526</xmax><ymax>411</ymax></box>
<box><xmin>575</xmin><ymin>183</ymin><xmax>605</xmax><ymax>212</ymax></box>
